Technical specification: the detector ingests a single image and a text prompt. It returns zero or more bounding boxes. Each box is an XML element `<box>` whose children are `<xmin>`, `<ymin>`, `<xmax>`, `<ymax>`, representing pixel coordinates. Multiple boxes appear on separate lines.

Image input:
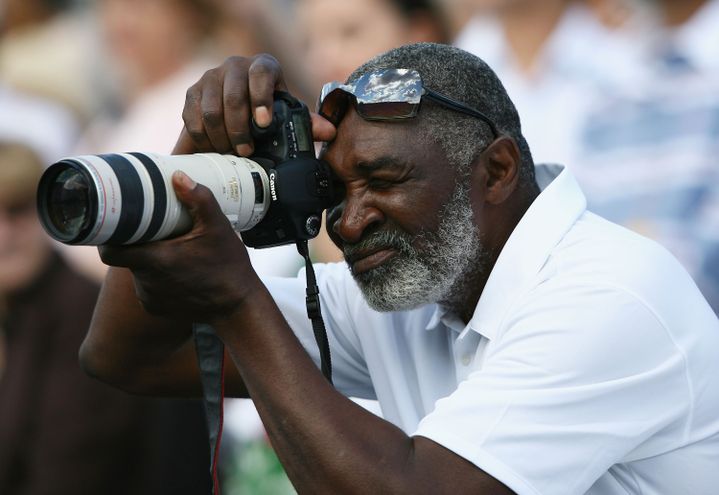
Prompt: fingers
<box><xmin>222</xmin><ymin>59</ymin><xmax>253</xmax><ymax>156</ymax></box>
<box><xmin>180</xmin><ymin>54</ymin><xmax>289</xmax><ymax>158</ymax></box>
<box><xmin>98</xmin><ymin>243</ymin><xmax>156</xmax><ymax>269</ymax></box>
<box><xmin>200</xmin><ymin>69</ymin><xmax>233</xmax><ymax>153</ymax></box>
<box><xmin>311</xmin><ymin>112</ymin><xmax>337</xmax><ymax>142</ymax></box>
<box><xmin>182</xmin><ymin>80</ymin><xmax>215</xmax><ymax>152</ymax></box>
<box><xmin>171</xmin><ymin>171</ymin><xmax>226</xmax><ymax>230</ymax></box>
<box><xmin>173</xmin><ymin>127</ymin><xmax>198</xmax><ymax>155</ymax></box>
<box><xmin>247</xmin><ymin>54</ymin><xmax>287</xmax><ymax>129</ymax></box>
<box><xmin>99</xmin><ymin>172</ymin><xmax>225</xmax><ymax>269</ymax></box>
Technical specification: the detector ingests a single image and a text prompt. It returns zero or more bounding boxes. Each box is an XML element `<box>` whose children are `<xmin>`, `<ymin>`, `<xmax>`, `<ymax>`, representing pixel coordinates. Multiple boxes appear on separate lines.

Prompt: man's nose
<box><xmin>332</xmin><ymin>197</ymin><xmax>384</xmax><ymax>244</ymax></box>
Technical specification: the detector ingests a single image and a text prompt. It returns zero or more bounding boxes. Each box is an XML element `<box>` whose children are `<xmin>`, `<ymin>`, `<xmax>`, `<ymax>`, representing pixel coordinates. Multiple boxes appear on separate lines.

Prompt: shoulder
<box><xmin>492</xmin><ymin>213</ymin><xmax>718</xmax><ymax>381</ymax></box>
<box><xmin>548</xmin><ymin>211</ymin><xmax>702</xmax><ymax>305</ymax></box>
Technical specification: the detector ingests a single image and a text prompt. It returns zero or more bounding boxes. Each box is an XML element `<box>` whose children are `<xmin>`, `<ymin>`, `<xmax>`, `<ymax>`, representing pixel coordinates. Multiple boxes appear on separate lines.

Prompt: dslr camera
<box><xmin>37</xmin><ymin>92</ymin><xmax>338</xmax><ymax>248</ymax></box>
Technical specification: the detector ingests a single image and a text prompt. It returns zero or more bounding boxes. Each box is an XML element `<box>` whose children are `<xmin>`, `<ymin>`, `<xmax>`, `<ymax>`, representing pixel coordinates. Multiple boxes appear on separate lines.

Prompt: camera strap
<box><xmin>192</xmin><ymin>322</ymin><xmax>225</xmax><ymax>495</ymax></box>
<box><xmin>297</xmin><ymin>239</ymin><xmax>333</xmax><ymax>385</ymax></box>
<box><xmin>193</xmin><ymin>240</ymin><xmax>333</xmax><ymax>495</ymax></box>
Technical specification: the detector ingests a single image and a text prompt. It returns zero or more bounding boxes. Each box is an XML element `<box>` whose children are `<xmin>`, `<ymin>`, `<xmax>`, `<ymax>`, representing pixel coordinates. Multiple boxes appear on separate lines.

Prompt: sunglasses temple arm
<box><xmin>423</xmin><ymin>88</ymin><xmax>500</xmax><ymax>138</ymax></box>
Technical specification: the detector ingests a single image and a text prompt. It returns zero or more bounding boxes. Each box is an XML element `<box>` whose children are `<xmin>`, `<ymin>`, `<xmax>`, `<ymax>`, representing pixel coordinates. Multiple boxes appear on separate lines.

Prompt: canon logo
<box><xmin>269</xmin><ymin>171</ymin><xmax>278</xmax><ymax>201</ymax></box>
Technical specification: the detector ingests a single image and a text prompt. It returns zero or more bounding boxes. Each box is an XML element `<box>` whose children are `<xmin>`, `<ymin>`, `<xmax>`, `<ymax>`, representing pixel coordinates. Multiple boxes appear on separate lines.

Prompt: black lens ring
<box><xmin>130</xmin><ymin>152</ymin><xmax>167</xmax><ymax>243</ymax></box>
<box><xmin>101</xmin><ymin>154</ymin><xmax>145</xmax><ymax>245</ymax></box>
<box><xmin>37</xmin><ymin>160</ymin><xmax>99</xmax><ymax>244</ymax></box>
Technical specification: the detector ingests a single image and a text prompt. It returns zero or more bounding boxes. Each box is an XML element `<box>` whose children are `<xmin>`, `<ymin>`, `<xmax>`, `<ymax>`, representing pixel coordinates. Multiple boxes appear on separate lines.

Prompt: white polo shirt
<box><xmin>264</xmin><ymin>164</ymin><xmax>719</xmax><ymax>494</ymax></box>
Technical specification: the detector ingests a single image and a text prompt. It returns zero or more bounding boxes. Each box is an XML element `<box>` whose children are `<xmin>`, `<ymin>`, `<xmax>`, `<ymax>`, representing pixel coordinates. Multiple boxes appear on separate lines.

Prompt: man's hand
<box><xmin>98</xmin><ymin>171</ymin><xmax>262</xmax><ymax>324</ymax></box>
<box><xmin>173</xmin><ymin>54</ymin><xmax>336</xmax><ymax>156</ymax></box>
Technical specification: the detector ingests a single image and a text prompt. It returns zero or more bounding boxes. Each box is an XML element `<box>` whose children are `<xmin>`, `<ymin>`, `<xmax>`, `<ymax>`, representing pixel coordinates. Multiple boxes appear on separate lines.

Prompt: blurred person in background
<box><xmin>79</xmin><ymin>0</ymin><xmax>223</xmax><ymax>158</ymax></box>
<box><xmin>295</xmin><ymin>0</ymin><xmax>451</xmax><ymax>262</ymax></box>
<box><xmin>572</xmin><ymin>0</ymin><xmax>719</xmax><ymax>313</ymax></box>
<box><xmin>0</xmin><ymin>127</ymin><xmax>211</xmax><ymax>494</ymax></box>
<box><xmin>0</xmin><ymin>0</ymin><xmax>103</xmax><ymax>121</ymax></box>
<box><xmin>298</xmin><ymin>0</ymin><xmax>450</xmax><ymax>95</ymax></box>
<box><xmin>453</xmin><ymin>0</ymin><xmax>647</xmax><ymax>166</ymax></box>
<box><xmin>0</xmin><ymin>84</ymin><xmax>80</xmax><ymax>166</ymax></box>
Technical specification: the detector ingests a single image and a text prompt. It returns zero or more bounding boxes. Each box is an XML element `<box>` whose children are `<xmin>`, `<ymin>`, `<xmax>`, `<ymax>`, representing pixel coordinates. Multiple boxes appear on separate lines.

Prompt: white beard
<box><xmin>346</xmin><ymin>181</ymin><xmax>488</xmax><ymax>312</ymax></box>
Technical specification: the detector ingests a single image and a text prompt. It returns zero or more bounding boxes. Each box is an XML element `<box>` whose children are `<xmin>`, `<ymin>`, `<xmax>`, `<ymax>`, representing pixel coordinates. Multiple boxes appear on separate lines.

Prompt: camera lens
<box><xmin>47</xmin><ymin>167</ymin><xmax>91</xmax><ymax>239</ymax></box>
<box><xmin>37</xmin><ymin>161</ymin><xmax>97</xmax><ymax>243</ymax></box>
<box><xmin>37</xmin><ymin>153</ymin><xmax>271</xmax><ymax>245</ymax></box>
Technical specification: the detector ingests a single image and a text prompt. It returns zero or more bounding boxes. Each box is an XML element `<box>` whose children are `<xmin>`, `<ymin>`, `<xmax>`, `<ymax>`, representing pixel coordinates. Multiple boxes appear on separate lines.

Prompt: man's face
<box><xmin>322</xmin><ymin>109</ymin><xmax>488</xmax><ymax>311</ymax></box>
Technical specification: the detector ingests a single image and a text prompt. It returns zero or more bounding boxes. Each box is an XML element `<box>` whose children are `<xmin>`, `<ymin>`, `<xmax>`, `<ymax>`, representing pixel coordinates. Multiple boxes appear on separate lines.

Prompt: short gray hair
<box><xmin>348</xmin><ymin>43</ymin><xmax>536</xmax><ymax>186</ymax></box>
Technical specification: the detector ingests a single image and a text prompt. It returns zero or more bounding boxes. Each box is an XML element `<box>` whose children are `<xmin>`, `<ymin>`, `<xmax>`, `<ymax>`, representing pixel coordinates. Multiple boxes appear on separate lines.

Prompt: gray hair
<box><xmin>348</xmin><ymin>42</ymin><xmax>536</xmax><ymax>187</ymax></box>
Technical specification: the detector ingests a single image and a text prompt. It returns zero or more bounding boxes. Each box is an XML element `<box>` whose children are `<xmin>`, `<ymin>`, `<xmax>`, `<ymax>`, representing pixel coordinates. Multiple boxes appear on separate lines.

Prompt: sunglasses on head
<box><xmin>318</xmin><ymin>68</ymin><xmax>500</xmax><ymax>138</ymax></box>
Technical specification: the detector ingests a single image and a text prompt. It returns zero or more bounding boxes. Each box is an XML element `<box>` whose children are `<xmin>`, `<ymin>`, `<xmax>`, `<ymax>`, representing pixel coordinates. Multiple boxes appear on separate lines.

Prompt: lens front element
<box><xmin>37</xmin><ymin>161</ymin><xmax>98</xmax><ymax>243</ymax></box>
<box><xmin>47</xmin><ymin>167</ymin><xmax>91</xmax><ymax>240</ymax></box>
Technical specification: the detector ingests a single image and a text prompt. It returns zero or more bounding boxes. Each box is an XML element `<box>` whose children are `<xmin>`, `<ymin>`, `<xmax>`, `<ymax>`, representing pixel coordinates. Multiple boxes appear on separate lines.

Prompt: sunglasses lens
<box><xmin>318</xmin><ymin>88</ymin><xmax>350</xmax><ymax>126</ymax></box>
<box><xmin>357</xmin><ymin>101</ymin><xmax>418</xmax><ymax>120</ymax></box>
<box><xmin>319</xmin><ymin>70</ymin><xmax>424</xmax><ymax>125</ymax></box>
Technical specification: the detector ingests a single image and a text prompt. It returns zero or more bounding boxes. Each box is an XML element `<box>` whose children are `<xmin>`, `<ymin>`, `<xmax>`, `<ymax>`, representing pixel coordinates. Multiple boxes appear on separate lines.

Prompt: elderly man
<box><xmin>83</xmin><ymin>43</ymin><xmax>719</xmax><ymax>494</ymax></box>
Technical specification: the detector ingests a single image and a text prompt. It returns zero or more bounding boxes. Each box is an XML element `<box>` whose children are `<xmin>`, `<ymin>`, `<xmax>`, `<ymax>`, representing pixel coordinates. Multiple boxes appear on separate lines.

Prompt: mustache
<box><xmin>343</xmin><ymin>229</ymin><xmax>416</xmax><ymax>260</ymax></box>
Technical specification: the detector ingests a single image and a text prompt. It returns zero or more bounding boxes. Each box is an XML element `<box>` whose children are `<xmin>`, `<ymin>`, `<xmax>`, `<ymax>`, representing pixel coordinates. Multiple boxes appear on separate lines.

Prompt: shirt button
<box><xmin>461</xmin><ymin>355</ymin><xmax>471</xmax><ymax>366</ymax></box>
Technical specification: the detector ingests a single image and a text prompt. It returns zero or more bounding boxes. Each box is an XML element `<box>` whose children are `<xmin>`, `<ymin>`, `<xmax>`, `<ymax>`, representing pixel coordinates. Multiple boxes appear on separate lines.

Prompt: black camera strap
<box><xmin>193</xmin><ymin>239</ymin><xmax>333</xmax><ymax>494</ymax></box>
<box><xmin>296</xmin><ymin>239</ymin><xmax>333</xmax><ymax>385</ymax></box>
<box><xmin>192</xmin><ymin>322</ymin><xmax>225</xmax><ymax>495</ymax></box>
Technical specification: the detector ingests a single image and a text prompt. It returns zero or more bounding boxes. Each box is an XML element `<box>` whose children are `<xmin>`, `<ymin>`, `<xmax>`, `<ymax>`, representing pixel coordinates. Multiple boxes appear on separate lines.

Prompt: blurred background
<box><xmin>1</xmin><ymin>0</ymin><xmax>717</xmax><ymax>493</ymax></box>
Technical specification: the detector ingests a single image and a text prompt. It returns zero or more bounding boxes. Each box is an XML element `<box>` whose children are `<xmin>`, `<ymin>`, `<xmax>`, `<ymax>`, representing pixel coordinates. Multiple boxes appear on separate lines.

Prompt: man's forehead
<box><xmin>320</xmin><ymin>109</ymin><xmax>410</xmax><ymax>164</ymax></box>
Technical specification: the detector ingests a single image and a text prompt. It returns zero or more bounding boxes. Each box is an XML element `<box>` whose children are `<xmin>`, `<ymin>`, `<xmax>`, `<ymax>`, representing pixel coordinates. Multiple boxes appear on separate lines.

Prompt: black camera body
<box><xmin>243</xmin><ymin>92</ymin><xmax>334</xmax><ymax>248</ymax></box>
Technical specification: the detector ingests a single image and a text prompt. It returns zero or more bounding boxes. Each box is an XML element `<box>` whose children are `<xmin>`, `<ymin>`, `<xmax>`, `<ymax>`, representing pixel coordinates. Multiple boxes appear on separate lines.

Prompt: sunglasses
<box><xmin>318</xmin><ymin>68</ymin><xmax>500</xmax><ymax>138</ymax></box>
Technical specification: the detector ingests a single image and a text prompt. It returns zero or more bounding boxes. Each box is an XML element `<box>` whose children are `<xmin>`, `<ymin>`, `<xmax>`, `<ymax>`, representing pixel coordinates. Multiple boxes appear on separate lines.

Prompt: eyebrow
<box><xmin>356</xmin><ymin>156</ymin><xmax>412</xmax><ymax>173</ymax></box>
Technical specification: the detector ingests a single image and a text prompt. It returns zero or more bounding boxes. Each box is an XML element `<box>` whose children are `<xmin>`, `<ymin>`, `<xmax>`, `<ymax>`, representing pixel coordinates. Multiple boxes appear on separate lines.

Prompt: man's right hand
<box><xmin>173</xmin><ymin>54</ymin><xmax>336</xmax><ymax>156</ymax></box>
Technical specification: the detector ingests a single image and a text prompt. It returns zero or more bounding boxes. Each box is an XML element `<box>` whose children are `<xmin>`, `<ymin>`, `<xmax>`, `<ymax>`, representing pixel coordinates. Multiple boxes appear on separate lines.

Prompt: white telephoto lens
<box><xmin>37</xmin><ymin>152</ymin><xmax>270</xmax><ymax>245</ymax></box>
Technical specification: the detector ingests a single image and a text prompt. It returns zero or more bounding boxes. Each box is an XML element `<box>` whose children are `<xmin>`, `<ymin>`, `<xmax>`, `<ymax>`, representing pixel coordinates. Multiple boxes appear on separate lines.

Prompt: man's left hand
<box><xmin>98</xmin><ymin>171</ymin><xmax>263</xmax><ymax>323</ymax></box>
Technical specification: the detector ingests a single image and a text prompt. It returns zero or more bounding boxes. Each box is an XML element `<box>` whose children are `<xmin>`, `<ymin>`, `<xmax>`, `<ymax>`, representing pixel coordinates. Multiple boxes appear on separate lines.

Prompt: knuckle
<box><xmin>223</xmin><ymin>90</ymin><xmax>247</xmax><ymax>109</ymax></box>
<box><xmin>185</xmin><ymin>125</ymin><xmax>207</xmax><ymax>144</ymax></box>
<box><xmin>249</xmin><ymin>53</ymin><xmax>279</xmax><ymax>76</ymax></box>
<box><xmin>201</xmin><ymin>109</ymin><xmax>223</xmax><ymax>128</ymax></box>
<box><xmin>182</xmin><ymin>104</ymin><xmax>202</xmax><ymax>130</ymax></box>
<box><xmin>185</xmin><ymin>84</ymin><xmax>201</xmax><ymax>104</ymax></box>
<box><xmin>200</xmin><ymin>67</ymin><xmax>219</xmax><ymax>82</ymax></box>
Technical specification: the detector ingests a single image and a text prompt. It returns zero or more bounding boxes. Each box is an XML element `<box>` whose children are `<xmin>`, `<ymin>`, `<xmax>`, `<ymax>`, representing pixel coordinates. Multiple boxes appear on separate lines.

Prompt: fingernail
<box><xmin>174</xmin><ymin>170</ymin><xmax>197</xmax><ymax>190</ymax></box>
<box><xmin>236</xmin><ymin>143</ymin><xmax>253</xmax><ymax>156</ymax></box>
<box><xmin>255</xmin><ymin>106</ymin><xmax>271</xmax><ymax>128</ymax></box>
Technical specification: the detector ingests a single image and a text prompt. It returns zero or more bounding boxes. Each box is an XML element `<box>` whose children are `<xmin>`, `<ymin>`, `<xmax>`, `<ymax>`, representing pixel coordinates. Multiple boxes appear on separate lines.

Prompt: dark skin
<box><xmin>82</xmin><ymin>54</ymin><xmax>538</xmax><ymax>494</ymax></box>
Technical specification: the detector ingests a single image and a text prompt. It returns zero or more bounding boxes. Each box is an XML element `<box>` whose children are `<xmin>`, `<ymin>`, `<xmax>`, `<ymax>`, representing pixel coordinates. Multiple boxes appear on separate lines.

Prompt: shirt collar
<box><xmin>423</xmin><ymin>164</ymin><xmax>586</xmax><ymax>337</ymax></box>
<box><xmin>468</xmin><ymin>164</ymin><xmax>586</xmax><ymax>339</ymax></box>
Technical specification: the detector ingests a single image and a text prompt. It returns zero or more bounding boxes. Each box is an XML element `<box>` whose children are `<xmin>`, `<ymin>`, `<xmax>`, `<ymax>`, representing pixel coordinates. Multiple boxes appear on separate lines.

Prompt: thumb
<box><xmin>171</xmin><ymin>171</ymin><xmax>223</xmax><ymax>228</ymax></box>
<box><xmin>311</xmin><ymin>112</ymin><xmax>337</xmax><ymax>142</ymax></box>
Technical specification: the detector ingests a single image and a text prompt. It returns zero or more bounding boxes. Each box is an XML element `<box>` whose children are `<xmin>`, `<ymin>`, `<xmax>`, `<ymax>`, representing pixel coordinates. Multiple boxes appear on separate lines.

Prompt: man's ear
<box><xmin>473</xmin><ymin>136</ymin><xmax>521</xmax><ymax>205</ymax></box>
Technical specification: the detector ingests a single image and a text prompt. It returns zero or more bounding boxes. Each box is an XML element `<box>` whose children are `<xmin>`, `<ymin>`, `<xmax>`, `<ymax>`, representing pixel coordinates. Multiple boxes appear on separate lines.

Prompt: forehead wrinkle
<box><xmin>357</xmin><ymin>155</ymin><xmax>412</xmax><ymax>173</ymax></box>
<box><xmin>321</xmin><ymin>106</ymin><xmax>423</xmax><ymax>176</ymax></box>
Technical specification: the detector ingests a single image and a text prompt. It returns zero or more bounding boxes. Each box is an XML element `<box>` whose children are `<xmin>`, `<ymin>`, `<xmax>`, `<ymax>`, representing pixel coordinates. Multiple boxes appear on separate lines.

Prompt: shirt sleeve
<box><xmin>413</xmin><ymin>282</ymin><xmax>691</xmax><ymax>495</ymax></box>
<box><xmin>263</xmin><ymin>262</ymin><xmax>376</xmax><ymax>399</ymax></box>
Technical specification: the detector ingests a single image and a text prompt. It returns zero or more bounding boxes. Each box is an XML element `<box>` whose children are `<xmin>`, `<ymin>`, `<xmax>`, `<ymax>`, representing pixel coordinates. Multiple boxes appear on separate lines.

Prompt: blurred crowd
<box><xmin>0</xmin><ymin>0</ymin><xmax>717</xmax><ymax>493</ymax></box>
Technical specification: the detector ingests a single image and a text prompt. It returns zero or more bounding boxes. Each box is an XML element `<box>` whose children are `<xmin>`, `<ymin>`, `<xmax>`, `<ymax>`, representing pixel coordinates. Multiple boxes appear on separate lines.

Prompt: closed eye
<box><xmin>368</xmin><ymin>171</ymin><xmax>412</xmax><ymax>190</ymax></box>
<box><xmin>367</xmin><ymin>177</ymin><xmax>396</xmax><ymax>190</ymax></box>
